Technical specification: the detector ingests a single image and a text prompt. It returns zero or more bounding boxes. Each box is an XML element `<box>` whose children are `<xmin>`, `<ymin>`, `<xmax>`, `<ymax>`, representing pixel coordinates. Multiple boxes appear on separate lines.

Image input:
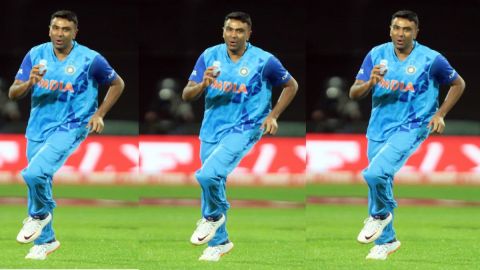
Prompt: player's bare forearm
<box><xmin>269</xmin><ymin>77</ymin><xmax>298</xmax><ymax>119</ymax></box>
<box><xmin>183</xmin><ymin>67</ymin><xmax>218</xmax><ymax>101</ymax></box>
<box><xmin>350</xmin><ymin>66</ymin><xmax>384</xmax><ymax>100</ymax></box>
<box><xmin>87</xmin><ymin>75</ymin><xmax>124</xmax><ymax>134</ymax></box>
<box><xmin>261</xmin><ymin>77</ymin><xmax>298</xmax><ymax>135</ymax></box>
<box><xmin>436</xmin><ymin>76</ymin><xmax>465</xmax><ymax>118</ymax></box>
<box><xmin>8</xmin><ymin>80</ymin><xmax>33</xmax><ymax>100</ymax></box>
<box><xmin>428</xmin><ymin>75</ymin><xmax>465</xmax><ymax>134</ymax></box>
<box><xmin>95</xmin><ymin>75</ymin><xmax>125</xmax><ymax>118</ymax></box>
<box><xmin>349</xmin><ymin>80</ymin><xmax>373</xmax><ymax>100</ymax></box>
<box><xmin>182</xmin><ymin>81</ymin><xmax>206</xmax><ymax>101</ymax></box>
<box><xmin>9</xmin><ymin>65</ymin><xmax>45</xmax><ymax>100</ymax></box>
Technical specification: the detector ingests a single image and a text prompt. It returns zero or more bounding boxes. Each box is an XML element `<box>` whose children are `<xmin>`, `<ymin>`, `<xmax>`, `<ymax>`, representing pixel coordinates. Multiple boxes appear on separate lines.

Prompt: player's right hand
<box><xmin>201</xmin><ymin>66</ymin><xmax>219</xmax><ymax>88</ymax></box>
<box><xmin>368</xmin><ymin>65</ymin><xmax>385</xmax><ymax>86</ymax></box>
<box><xmin>28</xmin><ymin>65</ymin><xmax>46</xmax><ymax>86</ymax></box>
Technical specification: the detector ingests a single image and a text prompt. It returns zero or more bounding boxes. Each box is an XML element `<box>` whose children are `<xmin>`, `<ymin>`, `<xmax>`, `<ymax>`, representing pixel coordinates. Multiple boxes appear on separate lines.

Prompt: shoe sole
<box><xmin>47</xmin><ymin>242</ymin><xmax>61</xmax><ymax>256</ymax></box>
<box><xmin>357</xmin><ymin>214</ymin><xmax>393</xmax><ymax>244</ymax></box>
<box><xmin>366</xmin><ymin>242</ymin><xmax>401</xmax><ymax>260</ymax></box>
<box><xmin>199</xmin><ymin>243</ymin><xmax>234</xmax><ymax>262</ymax></box>
<box><xmin>25</xmin><ymin>241</ymin><xmax>61</xmax><ymax>260</ymax></box>
<box><xmin>17</xmin><ymin>214</ymin><xmax>52</xmax><ymax>244</ymax></box>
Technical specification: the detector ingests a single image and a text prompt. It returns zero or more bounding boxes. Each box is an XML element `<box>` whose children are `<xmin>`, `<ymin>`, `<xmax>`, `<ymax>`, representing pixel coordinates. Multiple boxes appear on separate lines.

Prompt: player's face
<box><xmin>49</xmin><ymin>17</ymin><xmax>78</xmax><ymax>51</ymax></box>
<box><xmin>390</xmin><ymin>17</ymin><xmax>418</xmax><ymax>52</ymax></box>
<box><xmin>223</xmin><ymin>19</ymin><xmax>251</xmax><ymax>54</ymax></box>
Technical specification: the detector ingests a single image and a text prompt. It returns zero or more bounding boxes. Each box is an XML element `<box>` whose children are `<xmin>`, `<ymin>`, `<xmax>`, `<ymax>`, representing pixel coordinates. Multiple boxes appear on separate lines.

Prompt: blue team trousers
<box><xmin>21</xmin><ymin>127</ymin><xmax>88</xmax><ymax>245</ymax></box>
<box><xmin>196</xmin><ymin>129</ymin><xmax>262</xmax><ymax>247</ymax></box>
<box><xmin>362</xmin><ymin>127</ymin><xmax>429</xmax><ymax>245</ymax></box>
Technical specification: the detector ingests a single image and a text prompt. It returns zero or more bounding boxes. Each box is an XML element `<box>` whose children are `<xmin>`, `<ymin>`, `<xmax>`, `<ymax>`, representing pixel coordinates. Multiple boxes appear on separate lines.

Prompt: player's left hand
<box><xmin>261</xmin><ymin>116</ymin><xmax>278</xmax><ymax>135</ymax></box>
<box><xmin>87</xmin><ymin>114</ymin><xmax>105</xmax><ymax>134</ymax></box>
<box><xmin>427</xmin><ymin>114</ymin><xmax>445</xmax><ymax>134</ymax></box>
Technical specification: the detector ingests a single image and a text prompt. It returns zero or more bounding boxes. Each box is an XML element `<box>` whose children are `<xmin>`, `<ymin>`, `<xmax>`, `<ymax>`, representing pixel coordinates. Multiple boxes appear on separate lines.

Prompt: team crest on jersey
<box><xmin>65</xmin><ymin>65</ymin><xmax>76</xmax><ymax>75</ymax></box>
<box><xmin>239</xmin><ymin>67</ymin><xmax>249</xmax><ymax>77</ymax></box>
<box><xmin>406</xmin><ymin>65</ymin><xmax>416</xmax><ymax>75</ymax></box>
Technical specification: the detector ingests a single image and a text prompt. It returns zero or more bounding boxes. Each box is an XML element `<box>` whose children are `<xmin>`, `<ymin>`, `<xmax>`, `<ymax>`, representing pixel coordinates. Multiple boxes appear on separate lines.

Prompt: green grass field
<box><xmin>0</xmin><ymin>184</ymin><xmax>304</xmax><ymax>269</ymax></box>
<box><xmin>0</xmin><ymin>205</ymin><xmax>139</xmax><ymax>269</ymax></box>
<box><xmin>0</xmin><ymin>183</ymin><xmax>479</xmax><ymax>269</ymax></box>
<box><xmin>307</xmin><ymin>205</ymin><xmax>480</xmax><ymax>270</ymax></box>
<box><xmin>307</xmin><ymin>184</ymin><xmax>480</xmax><ymax>270</ymax></box>
<box><xmin>138</xmin><ymin>206</ymin><xmax>305</xmax><ymax>270</ymax></box>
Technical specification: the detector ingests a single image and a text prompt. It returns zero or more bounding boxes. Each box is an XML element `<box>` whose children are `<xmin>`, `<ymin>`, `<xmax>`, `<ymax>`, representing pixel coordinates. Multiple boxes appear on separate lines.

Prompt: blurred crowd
<box><xmin>0</xmin><ymin>78</ymin><xmax>21</xmax><ymax>132</ymax></box>
<box><xmin>142</xmin><ymin>78</ymin><xmax>195</xmax><ymax>134</ymax></box>
<box><xmin>309</xmin><ymin>76</ymin><xmax>364</xmax><ymax>133</ymax></box>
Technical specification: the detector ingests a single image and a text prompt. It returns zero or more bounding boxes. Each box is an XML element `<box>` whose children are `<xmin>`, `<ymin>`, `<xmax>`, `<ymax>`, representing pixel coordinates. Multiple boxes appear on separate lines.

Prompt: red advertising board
<box><xmin>2</xmin><ymin>134</ymin><xmax>479</xmax><ymax>185</ymax></box>
<box><xmin>0</xmin><ymin>135</ymin><xmax>305</xmax><ymax>185</ymax></box>
<box><xmin>307</xmin><ymin>134</ymin><xmax>480</xmax><ymax>184</ymax></box>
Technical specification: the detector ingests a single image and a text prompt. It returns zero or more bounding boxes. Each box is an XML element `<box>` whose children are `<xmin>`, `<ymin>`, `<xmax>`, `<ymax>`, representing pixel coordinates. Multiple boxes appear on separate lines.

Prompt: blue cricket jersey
<box><xmin>15</xmin><ymin>41</ymin><xmax>117</xmax><ymax>141</ymax></box>
<box><xmin>189</xmin><ymin>43</ymin><xmax>291</xmax><ymax>143</ymax></box>
<box><xmin>356</xmin><ymin>41</ymin><xmax>458</xmax><ymax>141</ymax></box>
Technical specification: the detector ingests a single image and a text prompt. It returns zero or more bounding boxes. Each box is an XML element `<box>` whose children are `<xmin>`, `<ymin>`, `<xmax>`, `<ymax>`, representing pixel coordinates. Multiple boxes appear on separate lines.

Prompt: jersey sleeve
<box><xmin>15</xmin><ymin>52</ymin><xmax>33</xmax><ymax>81</ymax></box>
<box><xmin>188</xmin><ymin>53</ymin><xmax>206</xmax><ymax>83</ymax></box>
<box><xmin>263</xmin><ymin>56</ymin><xmax>291</xmax><ymax>87</ymax></box>
<box><xmin>355</xmin><ymin>51</ymin><xmax>373</xmax><ymax>81</ymax></box>
<box><xmin>430</xmin><ymin>54</ymin><xmax>458</xmax><ymax>85</ymax></box>
<box><xmin>90</xmin><ymin>54</ymin><xmax>117</xmax><ymax>85</ymax></box>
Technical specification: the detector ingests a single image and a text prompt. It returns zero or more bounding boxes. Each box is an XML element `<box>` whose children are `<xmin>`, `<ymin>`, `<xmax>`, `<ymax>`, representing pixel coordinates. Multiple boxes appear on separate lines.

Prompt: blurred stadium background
<box><xmin>0</xmin><ymin>0</ymin><xmax>306</xmax><ymax>268</ymax></box>
<box><xmin>138</xmin><ymin>0</ymin><xmax>306</xmax><ymax>187</ymax></box>
<box><xmin>0</xmin><ymin>0</ymin><xmax>479</xmax><ymax>268</ymax></box>
<box><xmin>306</xmin><ymin>1</ymin><xmax>480</xmax><ymax>269</ymax></box>
<box><xmin>307</xmin><ymin>0</ymin><xmax>480</xmax><ymax>186</ymax></box>
<box><xmin>0</xmin><ymin>0</ymin><xmax>139</xmax><ymax>186</ymax></box>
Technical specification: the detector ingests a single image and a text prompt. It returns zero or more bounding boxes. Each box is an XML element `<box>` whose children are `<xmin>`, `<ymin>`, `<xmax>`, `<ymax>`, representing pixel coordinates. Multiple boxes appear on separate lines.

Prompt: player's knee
<box><xmin>21</xmin><ymin>166</ymin><xmax>46</xmax><ymax>185</ymax></box>
<box><xmin>196</xmin><ymin>169</ymin><xmax>213</xmax><ymax>186</ymax></box>
<box><xmin>362</xmin><ymin>166</ymin><xmax>386</xmax><ymax>185</ymax></box>
<box><xmin>196</xmin><ymin>168</ymin><xmax>222</xmax><ymax>188</ymax></box>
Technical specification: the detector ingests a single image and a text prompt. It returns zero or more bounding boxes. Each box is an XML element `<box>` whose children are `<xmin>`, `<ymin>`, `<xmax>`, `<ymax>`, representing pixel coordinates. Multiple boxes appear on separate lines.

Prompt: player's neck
<box><xmin>53</xmin><ymin>42</ymin><xmax>75</xmax><ymax>61</ymax></box>
<box><xmin>394</xmin><ymin>42</ymin><xmax>415</xmax><ymax>61</ymax></box>
<box><xmin>227</xmin><ymin>45</ymin><xmax>247</xmax><ymax>62</ymax></box>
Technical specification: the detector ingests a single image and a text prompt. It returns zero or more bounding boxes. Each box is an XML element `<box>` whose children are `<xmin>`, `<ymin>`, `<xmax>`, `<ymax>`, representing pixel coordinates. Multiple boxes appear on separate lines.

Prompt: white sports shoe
<box><xmin>199</xmin><ymin>242</ymin><xmax>234</xmax><ymax>262</ymax></box>
<box><xmin>366</xmin><ymin>240</ymin><xmax>401</xmax><ymax>260</ymax></box>
<box><xmin>25</xmin><ymin>240</ymin><xmax>61</xmax><ymax>260</ymax></box>
<box><xmin>190</xmin><ymin>214</ymin><xmax>225</xmax><ymax>245</ymax></box>
<box><xmin>17</xmin><ymin>213</ymin><xmax>52</xmax><ymax>244</ymax></box>
<box><xmin>357</xmin><ymin>212</ymin><xmax>392</xmax><ymax>244</ymax></box>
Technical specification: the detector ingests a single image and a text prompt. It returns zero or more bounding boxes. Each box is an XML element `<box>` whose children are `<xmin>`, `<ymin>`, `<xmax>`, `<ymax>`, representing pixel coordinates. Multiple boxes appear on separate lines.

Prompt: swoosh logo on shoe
<box><xmin>24</xmin><ymin>233</ymin><xmax>35</xmax><ymax>240</ymax></box>
<box><xmin>365</xmin><ymin>233</ymin><xmax>375</xmax><ymax>240</ymax></box>
<box><xmin>197</xmin><ymin>236</ymin><xmax>207</xmax><ymax>242</ymax></box>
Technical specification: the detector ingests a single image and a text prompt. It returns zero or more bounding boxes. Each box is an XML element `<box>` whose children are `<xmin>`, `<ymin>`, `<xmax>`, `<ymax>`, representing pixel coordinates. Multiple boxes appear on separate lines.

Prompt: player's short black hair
<box><xmin>51</xmin><ymin>10</ymin><xmax>78</xmax><ymax>27</ymax></box>
<box><xmin>225</xmin><ymin>11</ymin><xmax>252</xmax><ymax>28</ymax></box>
<box><xmin>391</xmin><ymin>10</ymin><xmax>419</xmax><ymax>28</ymax></box>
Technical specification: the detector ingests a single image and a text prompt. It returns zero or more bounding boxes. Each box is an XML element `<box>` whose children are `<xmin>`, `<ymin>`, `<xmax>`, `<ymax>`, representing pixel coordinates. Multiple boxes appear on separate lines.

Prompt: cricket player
<box><xmin>349</xmin><ymin>10</ymin><xmax>465</xmax><ymax>260</ymax></box>
<box><xmin>182</xmin><ymin>11</ymin><xmax>298</xmax><ymax>262</ymax></box>
<box><xmin>9</xmin><ymin>10</ymin><xmax>124</xmax><ymax>260</ymax></box>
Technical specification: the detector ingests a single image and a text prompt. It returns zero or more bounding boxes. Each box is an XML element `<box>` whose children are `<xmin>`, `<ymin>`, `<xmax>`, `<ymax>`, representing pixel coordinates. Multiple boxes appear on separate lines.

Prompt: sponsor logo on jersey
<box><xmin>37</xmin><ymin>79</ymin><xmax>75</xmax><ymax>93</ymax></box>
<box><xmin>18</xmin><ymin>68</ymin><xmax>23</xmax><ymax>75</ymax></box>
<box><xmin>211</xmin><ymin>80</ymin><xmax>247</xmax><ymax>94</ymax></box>
<box><xmin>65</xmin><ymin>65</ymin><xmax>76</xmax><ymax>75</ymax></box>
<box><xmin>191</xmin><ymin>70</ymin><xmax>197</xmax><ymax>77</ymax></box>
<box><xmin>377</xmin><ymin>79</ymin><xmax>415</xmax><ymax>92</ymax></box>
<box><xmin>107</xmin><ymin>70</ymin><xmax>115</xmax><ymax>79</ymax></box>
<box><xmin>406</xmin><ymin>65</ymin><xmax>416</xmax><ymax>74</ymax></box>
<box><xmin>281</xmin><ymin>71</ymin><xmax>289</xmax><ymax>81</ymax></box>
<box><xmin>358</xmin><ymin>68</ymin><xmax>364</xmax><ymax>75</ymax></box>
<box><xmin>449</xmin><ymin>70</ymin><xmax>456</xmax><ymax>79</ymax></box>
<box><xmin>239</xmin><ymin>67</ymin><xmax>249</xmax><ymax>77</ymax></box>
